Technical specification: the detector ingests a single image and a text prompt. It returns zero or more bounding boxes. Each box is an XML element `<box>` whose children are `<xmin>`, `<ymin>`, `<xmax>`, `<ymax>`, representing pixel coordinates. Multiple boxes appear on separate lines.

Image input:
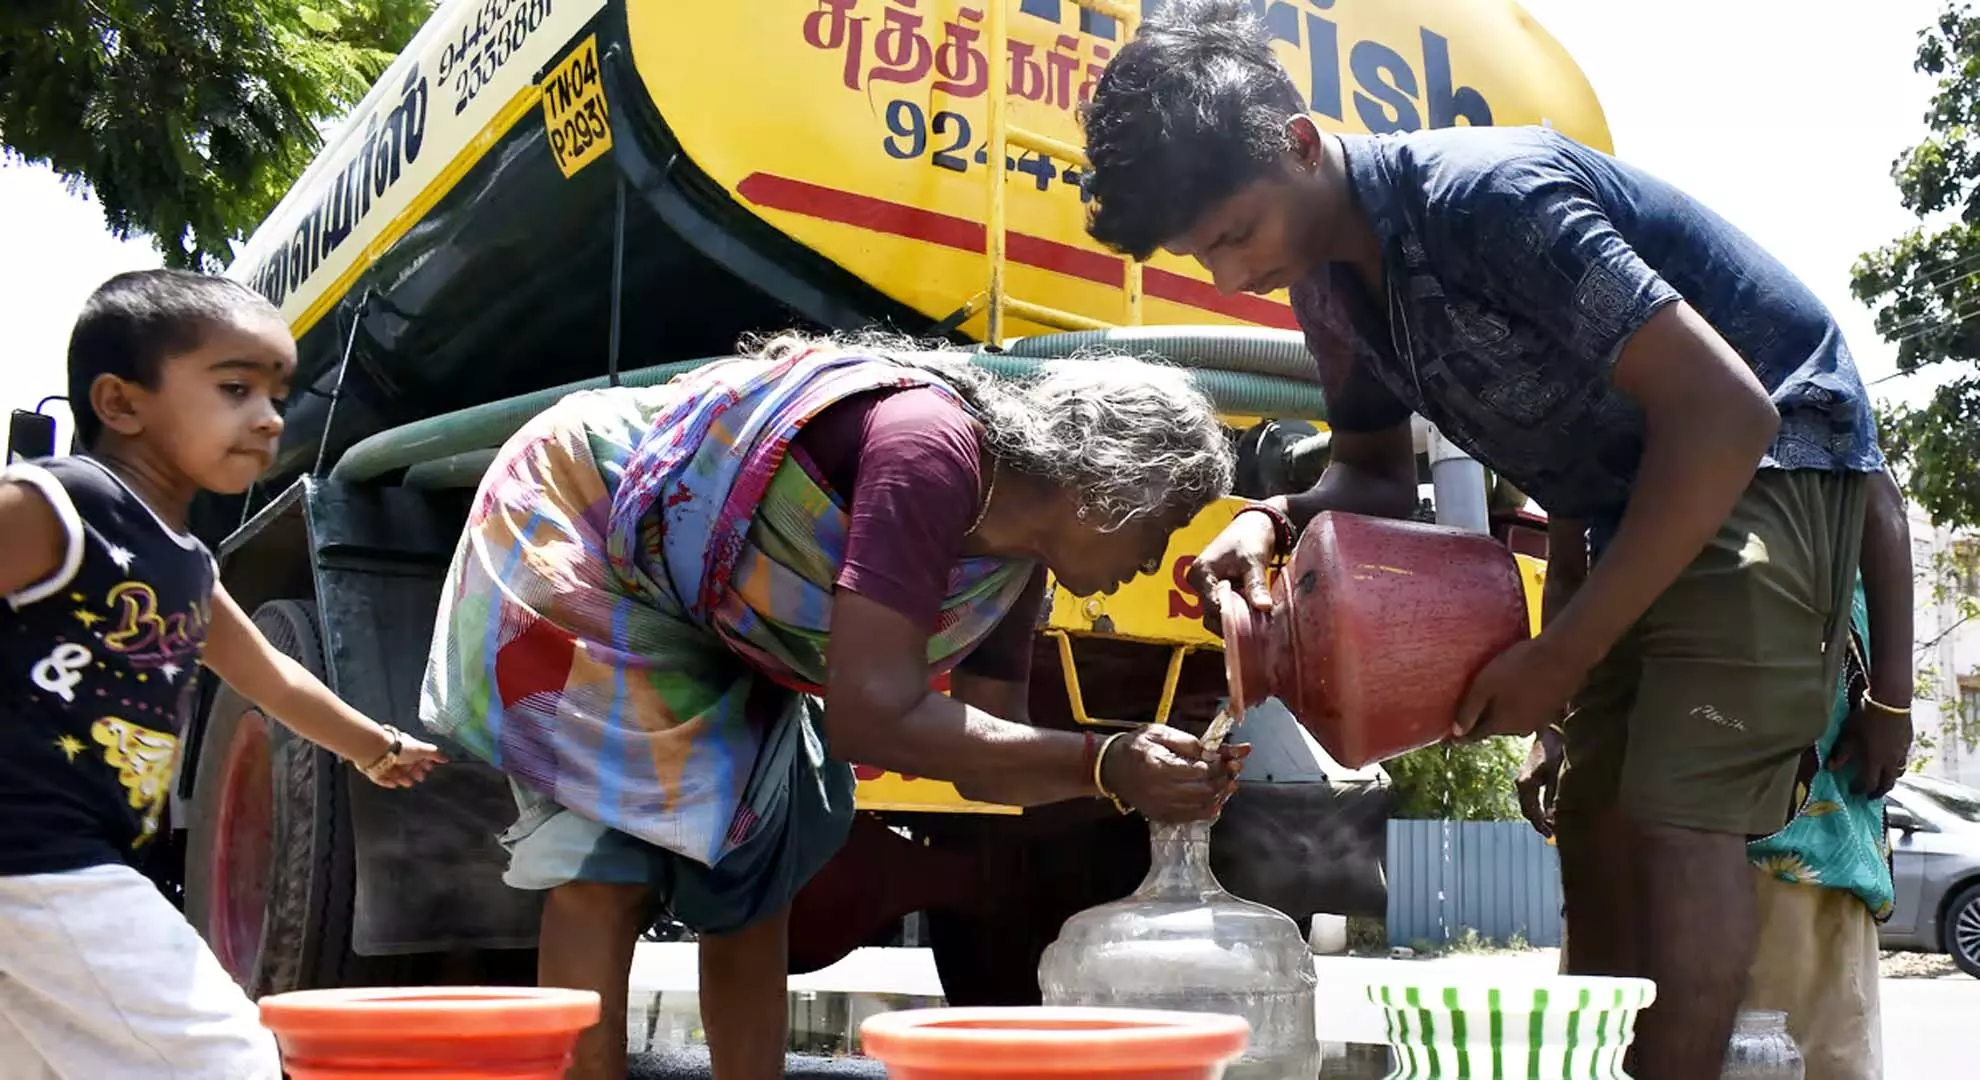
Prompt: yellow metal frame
<box><xmin>980</xmin><ymin>0</ymin><xmax>1143</xmax><ymax>342</ymax></box>
<box><xmin>1049</xmin><ymin>631</ymin><xmax>1194</xmax><ymax>731</ymax></box>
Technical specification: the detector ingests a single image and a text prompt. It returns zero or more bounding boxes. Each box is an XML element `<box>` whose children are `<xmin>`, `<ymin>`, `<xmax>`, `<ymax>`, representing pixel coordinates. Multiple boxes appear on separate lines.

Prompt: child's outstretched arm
<box><xmin>203</xmin><ymin>582</ymin><xmax>444</xmax><ymax>787</ymax></box>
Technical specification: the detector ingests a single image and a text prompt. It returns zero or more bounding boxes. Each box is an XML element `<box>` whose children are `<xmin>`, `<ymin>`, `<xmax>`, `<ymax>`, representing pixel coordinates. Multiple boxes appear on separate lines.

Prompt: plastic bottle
<box><xmin>1720</xmin><ymin>1010</ymin><xmax>1805</xmax><ymax>1080</ymax></box>
<box><xmin>1036</xmin><ymin>815</ymin><xmax>1320</xmax><ymax>1080</ymax></box>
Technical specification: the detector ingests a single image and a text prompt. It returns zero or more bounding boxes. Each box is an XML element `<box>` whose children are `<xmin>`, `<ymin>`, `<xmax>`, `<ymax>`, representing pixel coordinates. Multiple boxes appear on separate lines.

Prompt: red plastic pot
<box><xmin>861</xmin><ymin>1007</ymin><xmax>1250</xmax><ymax>1080</ymax></box>
<box><xmin>258</xmin><ymin>986</ymin><xmax>601</xmax><ymax>1080</ymax></box>
<box><xmin>1222</xmin><ymin>511</ymin><xmax>1529</xmax><ymax>768</ymax></box>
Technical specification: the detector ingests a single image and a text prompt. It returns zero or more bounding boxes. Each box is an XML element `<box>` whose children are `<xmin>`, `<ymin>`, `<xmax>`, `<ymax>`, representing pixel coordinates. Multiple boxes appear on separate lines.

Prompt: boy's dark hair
<box><xmin>1082</xmin><ymin>0</ymin><xmax>1306</xmax><ymax>260</ymax></box>
<box><xmin>65</xmin><ymin>269</ymin><xmax>280</xmax><ymax>448</ymax></box>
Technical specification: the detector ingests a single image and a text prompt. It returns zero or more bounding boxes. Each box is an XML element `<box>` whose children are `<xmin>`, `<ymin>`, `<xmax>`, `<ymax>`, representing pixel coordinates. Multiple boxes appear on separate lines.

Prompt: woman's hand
<box><xmin>1830</xmin><ymin>701</ymin><xmax>1911</xmax><ymax>799</ymax></box>
<box><xmin>1101</xmin><ymin>725</ymin><xmax>1249</xmax><ymax>823</ymax></box>
<box><xmin>1185</xmin><ymin>512</ymin><xmax>1280</xmax><ymax>634</ymax></box>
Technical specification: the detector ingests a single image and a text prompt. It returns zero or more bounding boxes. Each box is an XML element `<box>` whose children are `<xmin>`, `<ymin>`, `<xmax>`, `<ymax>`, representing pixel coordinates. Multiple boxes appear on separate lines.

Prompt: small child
<box><xmin>0</xmin><ymin>269</ymin><xmax>445</xmax><ymax>1078</ymax></box>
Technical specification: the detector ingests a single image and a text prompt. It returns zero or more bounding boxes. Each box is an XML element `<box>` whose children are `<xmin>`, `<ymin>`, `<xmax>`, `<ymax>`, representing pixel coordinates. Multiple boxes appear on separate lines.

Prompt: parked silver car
<box><xmin>1878</xmin><ymin>775</ymin><xmax>1980</xmax><ymax>977</ymax></box>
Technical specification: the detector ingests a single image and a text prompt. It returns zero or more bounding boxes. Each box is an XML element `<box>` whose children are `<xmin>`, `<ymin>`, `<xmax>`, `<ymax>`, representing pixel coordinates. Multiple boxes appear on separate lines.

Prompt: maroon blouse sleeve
<box><xmin>813</xmin><ymin>387</ymin><xmax>984</xmax><ymax>631</ymax></box>
<box><xmin>797</xmin><ymin>387</ymin><xmax>1043</xmax><ymax>683</ymax></box>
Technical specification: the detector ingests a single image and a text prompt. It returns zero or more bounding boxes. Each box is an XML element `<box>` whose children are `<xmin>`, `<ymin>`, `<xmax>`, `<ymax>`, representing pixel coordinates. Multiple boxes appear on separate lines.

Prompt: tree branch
<box><xmin>1917</xmin><ymin>609</ymin><xmax>1978</xmax><ymax>655</ymax></box>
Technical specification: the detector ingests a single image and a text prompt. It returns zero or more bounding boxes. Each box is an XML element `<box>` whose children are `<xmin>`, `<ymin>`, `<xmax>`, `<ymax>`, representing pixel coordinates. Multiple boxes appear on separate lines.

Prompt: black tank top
<box><xmin>0</xmin><ymin>456</ymin><xmax>215</xmax><ymax>875</ymax></box>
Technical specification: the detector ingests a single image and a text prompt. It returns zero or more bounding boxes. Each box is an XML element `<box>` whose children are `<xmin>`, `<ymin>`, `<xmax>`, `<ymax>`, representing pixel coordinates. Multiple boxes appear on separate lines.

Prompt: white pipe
<box><xmin>1424</xmin><ymin>423</ymin><xmax>1490</xmax><ymax>534</ymax></box>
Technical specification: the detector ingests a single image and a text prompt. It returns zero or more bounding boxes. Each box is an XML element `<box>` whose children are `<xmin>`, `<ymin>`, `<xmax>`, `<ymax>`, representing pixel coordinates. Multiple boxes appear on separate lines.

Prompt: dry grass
<box><xmin>1879</xmin><ymin>951</ymin><xmax>1963</xmax><ymax>979</ymax></box>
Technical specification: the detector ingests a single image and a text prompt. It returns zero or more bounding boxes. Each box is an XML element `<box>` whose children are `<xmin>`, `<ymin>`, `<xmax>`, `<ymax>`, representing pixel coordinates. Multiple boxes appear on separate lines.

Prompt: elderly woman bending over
<box><xmin>417</xmin><ymin>333</ymin><xmax>1244</xmax><ymax>1080</ymax></box>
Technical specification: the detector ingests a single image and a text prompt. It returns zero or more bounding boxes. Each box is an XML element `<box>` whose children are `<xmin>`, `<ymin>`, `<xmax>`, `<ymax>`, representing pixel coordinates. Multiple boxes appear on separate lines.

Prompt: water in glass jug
<box><xmin>1036</xmin><ymin>815</ymin><xmax>1320</xmax><ymax>1080</ymax></box>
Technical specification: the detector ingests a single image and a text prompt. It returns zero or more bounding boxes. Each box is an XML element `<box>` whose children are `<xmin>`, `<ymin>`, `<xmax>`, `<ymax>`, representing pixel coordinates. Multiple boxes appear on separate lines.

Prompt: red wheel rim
<box><xmin>211</xmin><ymin>708</ymin><xmax>273</xmax><ymax>987</ymax></box>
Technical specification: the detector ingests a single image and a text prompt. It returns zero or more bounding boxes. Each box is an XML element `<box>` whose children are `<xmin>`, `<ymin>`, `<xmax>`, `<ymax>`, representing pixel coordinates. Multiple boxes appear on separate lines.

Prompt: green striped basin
<box><xmin>1365</xmin><ymin>974</ymin><xmax>1657</xmax><ymax>1079</ymax></box>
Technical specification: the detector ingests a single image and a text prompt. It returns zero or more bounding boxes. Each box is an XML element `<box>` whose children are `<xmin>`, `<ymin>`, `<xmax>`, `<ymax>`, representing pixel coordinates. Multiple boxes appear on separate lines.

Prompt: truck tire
<box><xmin>185</xmin><ymin>599</ymin><xmax>359</xmax><ymax>996</ymax></box>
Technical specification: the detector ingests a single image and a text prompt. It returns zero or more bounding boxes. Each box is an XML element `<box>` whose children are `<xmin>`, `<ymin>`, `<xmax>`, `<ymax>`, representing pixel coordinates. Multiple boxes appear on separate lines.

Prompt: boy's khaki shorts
<box><xmin>1555</xmin><ymin>468</ymin><xmax>1868</xmax><ymax>837</ymax></box>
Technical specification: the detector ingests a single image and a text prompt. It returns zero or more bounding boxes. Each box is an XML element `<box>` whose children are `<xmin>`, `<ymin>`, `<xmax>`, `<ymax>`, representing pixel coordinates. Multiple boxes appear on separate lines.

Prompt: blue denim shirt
<box><xmin>1291</xmin><ymin>127</ymin><xmax>1883</xmax><ymax>534</ymax></box>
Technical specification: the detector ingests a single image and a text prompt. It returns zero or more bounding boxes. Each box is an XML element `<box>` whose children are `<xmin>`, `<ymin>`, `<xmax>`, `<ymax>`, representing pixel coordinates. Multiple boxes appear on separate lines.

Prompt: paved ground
<box><xmin>1881</xmin><ymin>973</ymin><xmax>1980</xmax><ymax>1078</ymax></box>
<box><xmin>629</xmin><ymin>1050</ymin><xmax>883</xmax><ymax>1080</ymax></box>
<box><xmin>623</xmin><ymin>943</ymin><xmax>1979</xmax><ymax>1078</ymax></box>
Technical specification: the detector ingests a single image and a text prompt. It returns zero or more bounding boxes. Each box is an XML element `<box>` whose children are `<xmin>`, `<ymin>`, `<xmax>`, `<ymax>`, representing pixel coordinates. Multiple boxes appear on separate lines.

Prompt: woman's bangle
<box><xmin>1237</xmin><ymin>502</ymin><xmax>1296</xmax><ymax>566</ymax></box>
<box><xmin>1093</xmin><ymin>731</ymin><xmax>1130</xmax><ymax>815</ymax></box>
<box><xmin>1861</xmin><ymin>692</ymin><xmax>1911</xmax><ymax>718</ymax></box>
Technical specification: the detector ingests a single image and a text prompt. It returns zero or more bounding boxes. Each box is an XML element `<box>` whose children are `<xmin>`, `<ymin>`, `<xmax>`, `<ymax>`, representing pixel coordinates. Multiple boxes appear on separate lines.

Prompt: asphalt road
<box><xmin>629</xmin><ymin>1049</ymin><xmax>882</xmax><ymax>1080</ymax></box>
<box><xmin>1882</xmin><ymin>974</ymin><xmax>1980</xmax><ymax>1078</ymax></box>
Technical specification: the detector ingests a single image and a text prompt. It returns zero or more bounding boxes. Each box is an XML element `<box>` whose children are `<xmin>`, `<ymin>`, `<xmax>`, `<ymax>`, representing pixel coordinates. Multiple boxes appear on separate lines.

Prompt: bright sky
<box><xmin>0</xmin><ymin>167</ymin><xmax>160</xmax><ymax>447</ymax></box>
<box><xmin>0</xmin><ymin>0</ymin><xmax>1955</xmax><ymax>445</ymax></box>
<box><xmin>1518</xmin><ymin>0</ymin><xmax>1948</xmax><ymax>405</ymax></box>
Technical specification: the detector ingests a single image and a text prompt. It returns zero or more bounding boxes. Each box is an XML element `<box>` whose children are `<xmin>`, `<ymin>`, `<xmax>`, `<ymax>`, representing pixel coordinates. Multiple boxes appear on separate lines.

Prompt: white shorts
<box><xmin>0</xmin><ymin>863</ymin><xmax>280</xmax><ymax>1080</ymax></box>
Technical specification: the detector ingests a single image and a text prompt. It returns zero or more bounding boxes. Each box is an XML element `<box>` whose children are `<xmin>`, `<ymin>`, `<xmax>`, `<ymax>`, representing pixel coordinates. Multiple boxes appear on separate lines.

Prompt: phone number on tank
<box><xmin>437</xmin><ymin>0</ymin><xmax>555</xmax><ymax>116</ymax></box>
<box><xmin>879</xmin><ymin>98</ymin><xmax>1091</xmax><ymax>202</ymax></box>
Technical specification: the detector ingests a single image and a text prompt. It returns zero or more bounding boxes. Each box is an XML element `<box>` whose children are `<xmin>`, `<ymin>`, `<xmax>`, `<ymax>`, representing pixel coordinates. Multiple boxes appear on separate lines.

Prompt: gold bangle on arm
<box><xmin>1094</xmin><ymin>731</ymin><xmax>1131</xmax><ymax>816</ymax></box>
<box><xmin>1860</xmin><ymin>693</ymin><xmax>1911</xmax><ymax>718</ymax></box>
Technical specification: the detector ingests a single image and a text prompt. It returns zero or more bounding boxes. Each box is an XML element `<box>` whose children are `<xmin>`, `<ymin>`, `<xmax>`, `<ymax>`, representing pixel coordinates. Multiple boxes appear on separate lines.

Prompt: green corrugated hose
<box><xmin>330</xmin><ymin>359</ymin><xmax>710</xmax><ymax>483</ymax></box>
<box><xmin>402</xmin><ymin>450</ymin><xmax>500</xmax><ymax>490</ymax></box>
<box><xmin>967</xmin><ymin>354</ymin><xmax>1327</xmax><ymax>422</ymax></box>
<box><xmin>988</xmin><ymin>325</ymin><xmax>1320</xmax><ymax>384</ymax></box>
<box><xmin>332</xmin><ymin>339</ymin><xmax>1329</xmax><ymax>485</ymax></box>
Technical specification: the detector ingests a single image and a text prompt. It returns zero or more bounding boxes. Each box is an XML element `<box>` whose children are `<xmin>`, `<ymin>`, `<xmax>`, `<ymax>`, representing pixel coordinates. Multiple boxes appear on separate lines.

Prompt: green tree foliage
<box><xmin>1382</xmin><ymin>740</ymin><xmax>1525</xmax><ymax>822</ymax></box>
<box><xmin>0</xmin><ymin>0</ymin><xmax>429</xmax><ymax>269</ymax></box>
<box><xmin>1853</xmin><ymin>2</ymin><xmax>1980</xmax><ymax>528</ymax></box>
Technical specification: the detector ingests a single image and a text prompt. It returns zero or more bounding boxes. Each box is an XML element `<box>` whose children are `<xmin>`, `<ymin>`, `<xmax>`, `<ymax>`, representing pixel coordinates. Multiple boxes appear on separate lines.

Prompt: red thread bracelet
<box><xmin>1238</xmin><ymin>502</ymin><xmax>1297</xmax><ymax>566</ymax></box>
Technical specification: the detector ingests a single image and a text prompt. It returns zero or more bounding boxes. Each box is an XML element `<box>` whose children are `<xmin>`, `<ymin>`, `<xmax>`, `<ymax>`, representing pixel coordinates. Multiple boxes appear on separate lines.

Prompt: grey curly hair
<box><xmin>747</xmin><ymin>331</ymin><xmax>1235</xmax><ymax>530</ymax></box>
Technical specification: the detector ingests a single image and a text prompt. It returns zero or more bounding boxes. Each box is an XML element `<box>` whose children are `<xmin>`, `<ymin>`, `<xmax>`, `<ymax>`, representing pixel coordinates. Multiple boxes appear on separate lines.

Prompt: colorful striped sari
<box><xmin>418</xmin><ymin>349</ymin><xmax>1036</xmax><ymax>869</ymax></box>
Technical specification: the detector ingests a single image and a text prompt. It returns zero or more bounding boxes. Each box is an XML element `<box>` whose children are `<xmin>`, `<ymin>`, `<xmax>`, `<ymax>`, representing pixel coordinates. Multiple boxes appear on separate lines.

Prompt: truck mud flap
<box><xmin>306</xmin><ymin>481</ymin><xmax>544</xmax><ymax>954</ymax></box>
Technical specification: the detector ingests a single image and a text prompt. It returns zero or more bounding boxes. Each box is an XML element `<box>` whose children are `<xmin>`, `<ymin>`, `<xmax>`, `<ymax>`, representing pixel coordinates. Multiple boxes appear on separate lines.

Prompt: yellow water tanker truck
<box><xmin>125</xmin><ymin>0</ymin><xmax>1606</xmax><ymax>1001</ymax></box>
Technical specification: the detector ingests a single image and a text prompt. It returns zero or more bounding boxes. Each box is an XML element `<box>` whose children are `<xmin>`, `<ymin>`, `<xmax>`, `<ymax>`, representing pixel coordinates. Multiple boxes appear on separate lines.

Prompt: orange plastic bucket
<box><xmin>860</xmin><ymin>1007</ymin><xmax>1251</xmax><ymax>1080</ymax></box>
<box><xmin>258</xmin><ymin>986</ymin><xmax>601</xmax><ymax>1079</ymax></box>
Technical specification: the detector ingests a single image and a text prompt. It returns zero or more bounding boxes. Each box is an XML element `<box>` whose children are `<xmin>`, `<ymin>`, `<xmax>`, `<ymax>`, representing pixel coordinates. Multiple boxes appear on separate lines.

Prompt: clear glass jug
<box><xmin>1720</xmin><ymin>1010</ymin><xmax>1805</xmax><ymax>1080</ymax></box>
<box><xmin>1037</xmin><ymin>818</ymin><xmax>1321</xmax><ymax>1080</ymax></box>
